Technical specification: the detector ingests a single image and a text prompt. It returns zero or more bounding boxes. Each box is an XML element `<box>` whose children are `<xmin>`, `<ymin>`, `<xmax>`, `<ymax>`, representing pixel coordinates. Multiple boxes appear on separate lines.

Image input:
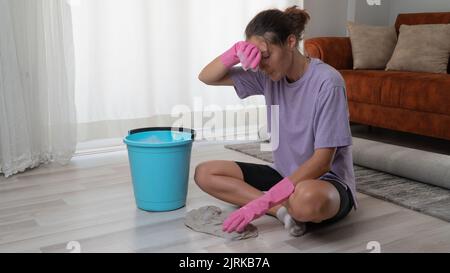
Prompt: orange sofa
<box><xmin>305</xmin><ymin>12</ymin><xmax>450</xmax><ymax>141</ymax></box>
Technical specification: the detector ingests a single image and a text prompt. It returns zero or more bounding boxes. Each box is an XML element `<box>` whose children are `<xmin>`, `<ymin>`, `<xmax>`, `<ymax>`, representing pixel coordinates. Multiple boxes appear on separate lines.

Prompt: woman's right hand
<box><xmin>198</xmin><ymin>41</ymin><xmax>261</xmax><ymax>86</ymax></box>
<box><xmin>220</xmin><ymin>41</ymin><xmax>261</xmax><ymax>71</ymax></box>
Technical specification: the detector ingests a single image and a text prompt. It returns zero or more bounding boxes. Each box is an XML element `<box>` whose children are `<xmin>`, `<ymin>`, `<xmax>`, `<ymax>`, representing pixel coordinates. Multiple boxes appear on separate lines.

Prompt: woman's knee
<box><xmin>287</xmin><ymin>180</ymin><xmax>339</xmax><ymax>223</ymax></box>
<box><xmin>194</xmin><ymin>160</ymin><xmax>243</xmax><ymax>191</ymax></box>
<box><xmin>194</xmin><ymin>162</ymin><xmax>212</xmax><ymax>189</ymax></box>
<box><xmin>288</xmin><ymin>192</ymin><xmax>323</xmax><ymax>222</ymax></box>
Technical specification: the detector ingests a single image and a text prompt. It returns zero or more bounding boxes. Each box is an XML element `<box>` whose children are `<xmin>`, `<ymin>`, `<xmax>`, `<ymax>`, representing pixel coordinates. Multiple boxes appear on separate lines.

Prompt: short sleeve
<box><xmin>229</xmin><ymin>67</ymin><xmax>265</xmax><ymax>99</ymax></box>
<box><xmin>313</xmin><ymin>85</ymin><xmax>353</xmax><ymax>149</ymax></box>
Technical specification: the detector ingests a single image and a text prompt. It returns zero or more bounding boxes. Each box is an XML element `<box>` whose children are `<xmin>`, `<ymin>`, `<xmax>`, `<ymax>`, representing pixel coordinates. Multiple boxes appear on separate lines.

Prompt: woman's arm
<box><xmin>198</xmin><ymin>41</ymin><xmax>261</xmax><ymax>86</ymax></box>
<box><xmin>222</xmin><ymin>147</ymin><xmax>337</xmax><ymax>233</ymax></box>
<box><xmin>198</xmin><ymin>56</ymin><xmax>234</xmax><ymax>86</ymax></box>
<box><xmin>288</xmin><ymin>147</ymin><xmax>337</xmax><ymax>184</ymax></box>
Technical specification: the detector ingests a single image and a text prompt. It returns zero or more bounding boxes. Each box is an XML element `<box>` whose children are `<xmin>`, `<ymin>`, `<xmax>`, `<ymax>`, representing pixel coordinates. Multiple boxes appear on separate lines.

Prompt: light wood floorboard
<box><xmin>1</xmin><ymin>141</ymin><xmax>449</xmax><ymax>253</ymax></box>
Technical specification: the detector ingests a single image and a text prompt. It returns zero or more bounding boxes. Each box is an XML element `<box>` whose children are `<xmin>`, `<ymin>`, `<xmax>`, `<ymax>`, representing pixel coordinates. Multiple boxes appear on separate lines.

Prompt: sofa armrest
<box><xmin>304</xmin><ymin>37</ymin><xmax>353</xmax><ymax>70</ymax></box>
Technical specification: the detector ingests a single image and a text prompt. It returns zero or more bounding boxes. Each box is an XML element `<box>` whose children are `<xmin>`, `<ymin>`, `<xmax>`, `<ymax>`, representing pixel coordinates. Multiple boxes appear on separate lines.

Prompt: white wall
<box><xmin>304</xmin><ymin>0</ymin><xmax>450</xmax><ymax>38</ymax></box>
<box><xmin>349</xmin><ymin>0</ymin><xmax>391</xmax><ymax>26</ymax></box>
<box><xmin>349</xmin><ymin>0</ymin><xmax>450</xmax><ymax>26</ymax></box>
<box><xmin>303</xmin><ymin>0</ymin><xmax>349</xmax><ymax>38</ymax></box>
<box><xmin>389</xmin><ymin>0</ymin><xmax>450</xmax><ymax>24</ymax></box>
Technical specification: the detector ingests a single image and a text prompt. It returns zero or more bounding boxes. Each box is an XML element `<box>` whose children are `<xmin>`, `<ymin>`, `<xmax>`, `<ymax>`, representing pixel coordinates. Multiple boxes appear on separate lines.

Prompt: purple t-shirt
<box><xmin>230</xmin><ymin>58</ymin><xmax>358</xmax><ymax>209</ymax></box>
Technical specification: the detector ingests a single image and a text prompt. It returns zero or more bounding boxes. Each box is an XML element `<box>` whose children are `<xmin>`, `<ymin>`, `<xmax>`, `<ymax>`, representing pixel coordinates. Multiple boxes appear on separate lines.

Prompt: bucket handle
<box><xmin>128</xmin><ymin>127</ymin><xmax>196</xmax><ymax>140</ymax></box>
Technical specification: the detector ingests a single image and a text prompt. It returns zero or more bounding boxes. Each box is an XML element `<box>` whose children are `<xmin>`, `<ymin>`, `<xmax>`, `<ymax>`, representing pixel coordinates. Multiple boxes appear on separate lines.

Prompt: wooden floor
<box><xmin>1</xmin><ymin>141</ymin><xmax>450</xmax><ymax>253</ymax></box>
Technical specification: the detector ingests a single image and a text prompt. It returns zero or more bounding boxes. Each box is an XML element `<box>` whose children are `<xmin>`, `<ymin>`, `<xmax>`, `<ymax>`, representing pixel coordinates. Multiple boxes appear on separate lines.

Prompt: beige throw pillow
<box><xmin>347</xmin><ymin>22</ymin><xmax>398</xmax><ymax>69</ymax></box>
<box><xmin>386</xmin><ymin>24</ymin><xmax>450</xmax><ymax>74</ymax></box>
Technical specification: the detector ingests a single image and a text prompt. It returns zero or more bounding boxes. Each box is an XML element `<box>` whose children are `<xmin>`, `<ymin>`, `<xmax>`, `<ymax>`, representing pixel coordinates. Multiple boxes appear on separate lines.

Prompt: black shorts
<box><xmin>235</xmin><ymin>161</ymin><xmax>354</xmax><ymax>229</ymax></box>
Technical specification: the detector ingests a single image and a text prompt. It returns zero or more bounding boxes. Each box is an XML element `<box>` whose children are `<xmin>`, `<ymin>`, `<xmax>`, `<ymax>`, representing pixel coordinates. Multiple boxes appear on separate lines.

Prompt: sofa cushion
<box><xmin>340</xmin><ymin>70</ymin><xmax>385</xmax><ymax>105</ymax></box>
<box><xmin>341</xmin><ymin>70</ymin><xmax>450</xmax><ymax>115</ymax></box>
<box><xmin>394</xmin><ymin>12</ymin><xmax>450</xmax><ymax>73</ymax></box>
<box><xmin>386</xmin><ymin>24</ymin><xmax>450</xmax><ymax>74</ymax></box>
<box><xmin>347</xmin><ymin>22</ymin><xmax>397</xmax><ymax>69</ymax></box>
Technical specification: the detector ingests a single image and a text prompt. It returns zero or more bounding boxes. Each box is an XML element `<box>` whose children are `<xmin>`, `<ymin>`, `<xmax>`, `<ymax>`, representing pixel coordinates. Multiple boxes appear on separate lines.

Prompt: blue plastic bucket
<box><xmin>123</xmin><ymin>127</ymin><xmax>196</xmax><ymax>211</ymax></box>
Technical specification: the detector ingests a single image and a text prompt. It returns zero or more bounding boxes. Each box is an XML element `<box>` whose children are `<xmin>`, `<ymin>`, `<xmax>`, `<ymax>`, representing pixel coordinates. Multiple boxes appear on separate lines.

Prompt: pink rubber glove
<box><xmin>222</xmin><ymin>177</ymin><xmax>295</xmax><ymax>233</ymax></box>
<box><xmin>219</xmin><ymin>41</ymin><xmax>261</xmax><ymax>71</ymax></box>
<box><xmin>237</xmin><ymin>43</ymin><xmax>262</xmax><ymax>71</ymax></box>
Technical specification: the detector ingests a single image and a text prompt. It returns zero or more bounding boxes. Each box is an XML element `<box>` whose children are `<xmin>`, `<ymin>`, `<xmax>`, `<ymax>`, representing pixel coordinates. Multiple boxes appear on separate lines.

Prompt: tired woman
<box><xmin>196</xmin><ymin>6</ymin><xmax>357</xmax><ymax>236</ymax></box>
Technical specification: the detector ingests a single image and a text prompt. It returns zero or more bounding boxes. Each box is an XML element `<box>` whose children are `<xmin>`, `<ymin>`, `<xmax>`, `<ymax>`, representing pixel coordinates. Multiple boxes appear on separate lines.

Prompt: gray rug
<box><xmin>225</xmin><ymin>141</ymin><xmax>450</xmax><ymax>223</ymax></box>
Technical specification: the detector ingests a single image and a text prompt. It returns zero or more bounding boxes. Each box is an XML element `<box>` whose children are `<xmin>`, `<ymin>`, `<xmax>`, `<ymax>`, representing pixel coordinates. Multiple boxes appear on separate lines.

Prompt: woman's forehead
<box><xmin>247</xmin><ymin>36</ymin><xmax>269</xmax><ymax>52</ymax></box>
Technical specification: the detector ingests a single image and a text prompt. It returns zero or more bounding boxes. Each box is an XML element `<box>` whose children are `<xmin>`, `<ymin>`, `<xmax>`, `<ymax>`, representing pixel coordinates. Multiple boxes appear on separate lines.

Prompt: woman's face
<box><xmin>247</xmin><ymin>35</ymin><xmax>293</xmax><ymax>81</ymax></box>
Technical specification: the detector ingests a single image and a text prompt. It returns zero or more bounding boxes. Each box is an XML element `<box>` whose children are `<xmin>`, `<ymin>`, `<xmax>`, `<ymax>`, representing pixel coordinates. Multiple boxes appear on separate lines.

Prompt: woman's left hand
<box><xmin>222</xmin><ymin>177</ymin><xmax>295</xmax><ymax>233</ymax></box>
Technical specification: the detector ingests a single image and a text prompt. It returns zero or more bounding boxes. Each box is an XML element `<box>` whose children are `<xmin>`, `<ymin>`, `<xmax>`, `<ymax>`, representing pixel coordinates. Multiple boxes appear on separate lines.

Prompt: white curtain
<box><xmin>72</xmin><ymin>0</ymin><xmax>302</xmax><ymax>142</ymax></box>
<box><xmin>0</xmin><ymin>0</ymin><xmax>77</xmax><ymax>178</ymax></box>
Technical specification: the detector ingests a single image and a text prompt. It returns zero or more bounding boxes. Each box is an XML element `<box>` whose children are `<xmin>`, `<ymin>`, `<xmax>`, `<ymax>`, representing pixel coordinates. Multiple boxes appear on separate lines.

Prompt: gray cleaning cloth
<box><xmin>184</xmin><ymin>205</ymin><xmax>258</xmax><ymax>240</ymax></box>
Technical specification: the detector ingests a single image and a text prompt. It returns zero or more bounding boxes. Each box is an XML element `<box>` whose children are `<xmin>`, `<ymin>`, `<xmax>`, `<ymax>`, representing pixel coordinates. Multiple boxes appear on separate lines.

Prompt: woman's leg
<box><xmin>194</xmin><ymin>160</ymin><xmax>282</xmax><ymax>216</ymax></box>
<box><xmin>194</xmin><ymin>160</ymin><xmax>342</xmax><ymax>223</ymax></box>
<box><xmin>286</xmin><ymin>179</ymin><xmax>341</xmax><ymax>223</ymax></box>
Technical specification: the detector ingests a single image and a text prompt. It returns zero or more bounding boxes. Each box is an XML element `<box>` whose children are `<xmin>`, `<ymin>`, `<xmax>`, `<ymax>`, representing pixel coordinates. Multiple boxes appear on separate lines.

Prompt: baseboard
<box><xmin>75</xmin><ymin>125</ymin><xmax>263</xmax><ymax>156</ymax></box>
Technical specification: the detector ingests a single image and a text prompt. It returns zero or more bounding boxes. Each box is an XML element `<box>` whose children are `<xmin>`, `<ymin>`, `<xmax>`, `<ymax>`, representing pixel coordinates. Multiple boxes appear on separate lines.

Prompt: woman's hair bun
<box><xmin>284</xmin><ymin>5</ymin><xmax>310</xmax><ymax>35</ymax></box>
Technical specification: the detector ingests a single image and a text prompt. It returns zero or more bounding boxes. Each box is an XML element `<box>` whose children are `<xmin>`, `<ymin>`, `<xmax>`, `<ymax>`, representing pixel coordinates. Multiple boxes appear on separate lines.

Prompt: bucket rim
<box><xmin>128</xmin><ymin>127</ymin><xmax>196</xmax><ymax>139</ymax></box>
<box><xmin>123</xmin><ymin>127</ymin><xmax>196</xmax><ymax>148</ymax></box>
